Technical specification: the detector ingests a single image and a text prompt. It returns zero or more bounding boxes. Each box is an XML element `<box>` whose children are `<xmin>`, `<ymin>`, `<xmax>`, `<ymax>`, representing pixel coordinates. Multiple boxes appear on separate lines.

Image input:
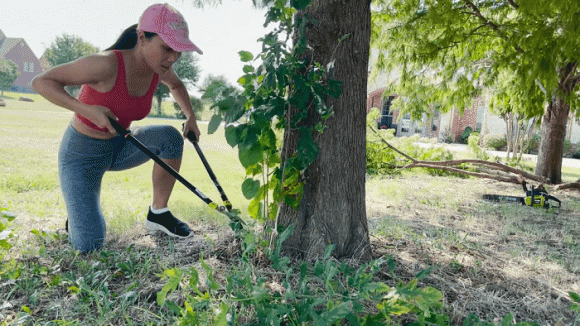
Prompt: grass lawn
<box><xmin>1</xmin><ymin>92</ymin><xmax>580</xmax><ymax>325</ymax></box>
<box><xmin>0</xmin><ymin>93</ymin><xmax>249</xmax><ymax>237</ymax></box>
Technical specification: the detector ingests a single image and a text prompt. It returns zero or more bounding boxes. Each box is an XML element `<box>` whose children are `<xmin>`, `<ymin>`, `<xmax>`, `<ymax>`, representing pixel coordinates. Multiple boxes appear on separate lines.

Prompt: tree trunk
<box><xmin>535</xmin><ymin>96</ymin><xmax>569</xmax><ymax>184</ymax></box>
<box><xmin>156</xmin><ymin>94</ymin><xmax>163</xmax><ymax>115</ymax></box>
<box><xmin>504</xmin><ymin>114</ymin><xmax>513</xmax><ymax>159</ymax></box>
<box><xmin>278</xmin><ymin>0</ymin><xmax>372</xmax><ymax>261</ymax></box>
<box><xmin>535</xmin><ymin>62</ymin><xmax>576</xmax><ymax>184</ymax></box>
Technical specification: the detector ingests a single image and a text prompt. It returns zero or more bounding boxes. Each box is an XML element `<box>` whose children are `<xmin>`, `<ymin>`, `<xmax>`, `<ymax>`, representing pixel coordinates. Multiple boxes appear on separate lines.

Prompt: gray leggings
<box><xmin>58</xmin><ymin>124</ymin><xmax>184</xmax><ymax>252</ymax></box>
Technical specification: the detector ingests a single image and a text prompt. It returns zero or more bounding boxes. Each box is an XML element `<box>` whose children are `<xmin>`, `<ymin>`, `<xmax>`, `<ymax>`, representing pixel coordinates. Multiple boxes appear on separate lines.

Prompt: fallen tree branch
<box><xmin>404</xmin><ymin>162</ymin><xmax>522</xmax><ymax>184</ymax></box>
<box><xmin>412</xmin><ymin>159</ymin><xmax>549</xmax><ymax>184</ymax></box>
<box><xmin>369</xmin><ymin>125</ymin><xmax>579</xmax><ymax>190</ymax></box>
<box><xmin>554</xmin><ymin>182</ymin><xmax>580</xmax><ymax>191</ymax></box>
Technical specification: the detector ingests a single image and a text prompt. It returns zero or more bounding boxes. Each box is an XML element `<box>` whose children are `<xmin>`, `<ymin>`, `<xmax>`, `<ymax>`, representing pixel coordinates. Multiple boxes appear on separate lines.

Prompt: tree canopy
<box><xmin>44</xmin><ymin>34</ymin><xmax>99</xmax><ymax>68</ymax></box>
<box><xmin>371</xmin><ymin>0</ymin><xmax>580</xmax><ymax>182</ymax></box>
<box><xmin>0</xmin><ymin>59</ymin><xmax>19</xmax><ymax>96</ymax></box>
<box><xmin>44</xmin><ymin>34</ymin><xmax>99</xmax><ymax>95</ymax></box>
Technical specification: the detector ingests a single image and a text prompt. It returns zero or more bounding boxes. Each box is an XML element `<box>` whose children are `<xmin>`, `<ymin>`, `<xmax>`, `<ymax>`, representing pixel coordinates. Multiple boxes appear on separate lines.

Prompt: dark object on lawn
<box><xmin>108</xmin><ymin>117</ymin><xmax>244</xmax><ymax>231</ymax></box>
<box><xmin>18</xmin><ymin>97</ymin><xmax>34</xmax><ymax>102</ymax></box>
<box><xmin>0</xmin><ymin>98</ymin><xmax>6</xmax><ymax>107</ymax></box>
<box><xmin>483</xmin><ymin>180</ymin><xmax>561</xmax><ymax>208</ymax></box>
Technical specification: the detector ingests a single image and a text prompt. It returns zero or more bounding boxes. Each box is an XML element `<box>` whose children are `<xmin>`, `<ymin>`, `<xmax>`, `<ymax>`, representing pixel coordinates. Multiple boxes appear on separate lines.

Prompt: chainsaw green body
<box><xmin>483</xmin><ymin>181</ymin><xmax>561</xmax><ymax>209</ymax></box>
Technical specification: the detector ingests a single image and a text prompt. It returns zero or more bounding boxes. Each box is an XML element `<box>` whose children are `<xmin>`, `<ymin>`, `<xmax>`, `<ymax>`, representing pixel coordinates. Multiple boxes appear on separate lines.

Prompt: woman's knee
<box><xmin>159</xmin><ymin>125</ymin><xmax>184</xmax><ymax>159</ymax></box>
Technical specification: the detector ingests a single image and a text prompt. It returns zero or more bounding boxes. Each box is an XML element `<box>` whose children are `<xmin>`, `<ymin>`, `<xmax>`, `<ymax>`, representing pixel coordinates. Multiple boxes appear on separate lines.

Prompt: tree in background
<box><xmin>173</xmin><ymin>96</ymin><xmax>203</xmax><ymax>119</ymax></box>
<box><xmin>153</xmin><ymin>51</ymin><xmax>200</xmax><ymax>115</ymax></box>
<box><xmin>371</xmin><ymin>0</ymin><xmax>580</xmax><ymax>184</ymax></box>
<box><xmin>200</xmin><ymin>74</ymin><xmax>241</xmax><ymax>104</ymax></box>
<box><xmin>488</xmin><ymin>71</ymin><xmax>542</xmax><ymax>160</ymax></box>
<box><xmin>0</xmin><ymin>59</ymin><xmax>19</xmax><ymax>96</ymax></box>
<box><xmin>44</xmin><ymin>34</ymin><xmax>99</xmax><ymax>95</ymax></box>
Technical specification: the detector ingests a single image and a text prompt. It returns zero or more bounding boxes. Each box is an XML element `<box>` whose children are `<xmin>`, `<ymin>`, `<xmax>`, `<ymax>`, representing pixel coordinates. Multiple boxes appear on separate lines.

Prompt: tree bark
<box><xmin>534</xmin><ymin>62</ymin><xmax>577</xmax><ymax>184</ymax></box>
<box><xmin>278</xmin><ymin>0</ymin><xmax>372</xmax><ymax>261</ymax></box>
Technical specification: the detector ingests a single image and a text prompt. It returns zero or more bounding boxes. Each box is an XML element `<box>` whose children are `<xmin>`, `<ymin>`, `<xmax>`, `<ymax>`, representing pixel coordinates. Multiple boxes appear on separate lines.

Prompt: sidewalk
<box><xmin>417</xmin><ymin>143</ymin><xmax>580</xmax><ymax>169</ymax></box>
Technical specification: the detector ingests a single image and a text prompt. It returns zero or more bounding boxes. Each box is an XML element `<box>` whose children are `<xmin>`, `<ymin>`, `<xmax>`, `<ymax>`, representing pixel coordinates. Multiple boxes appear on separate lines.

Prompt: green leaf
<box><xmin>322</xmin><ymin>244</ymin><xmax>335</xmax><ymax>261</ymax></box>
<box><xmin>243</xmin><ymin>65</ymin><xmax>255</xmax><ymax>73</ymax></box>
<box><xmin>67</xmin><ymin>286</ymin><xmax>80</xmax><ymax>294</ymax></box>
<box><xmin>165</xmin><ymin>300</ymin><xmax>182</xmax><ymax>315</ymax></box>
<box><xmin>21</xmin><ymin>306</ymin><xmax>31</xmax><ymax>314</ymax></box>
<box><xmin>297</xmin><ymin>127</ymin><xmax>319</xmax><ymax>164</ymax></box>
<box><xmin>224</xmin><ymin>125</ymin><xmax>239</xmax><ymax>147</ymax></box>
<box><xmin>248</xmin><ymin>198</ymin><xmax>261</xmax><ymax>219</ymax></box>
<box><xmin>238</xmin><ymin>51</ymin><xmax>254</xmax><ymax>62</ymax></box>
<box><xmin>0</xmin><ymin>211</ymin><xmax>15</xmax><ymax>222</ymax></box>
<box><xmin>238</xmin><ymin>142</ymin><xmax>262</xmax><ymax>168</ymax></box>
<box><xmin>500</xmin><ymin>313</ymin><xmax>514</xmax><ymax>326</ymax></box>
<box><xmin>208</xmin><ymin>114</ymin><xmax>223</xmax><ymax>134</ymax></box>
<box><xmin>290</xmin><ymin>0</ymin><xmax>311</xmax><ymax>10</ymax></box>
<box><xmin>214</xmin><ymin>302</ymin><xmax>230</xmax><ymax>326</ymax></box>
<box><xmin>318</xmin><ymin>302</ymin><xmax>352</xmax><ymax>325</ymax></box>
<box><xmin>570</xmin><ymin>292</ymin><xmax>580</xmax><ymax>303</ymax></box>
<box><xmin>157</xmin><ymin>268</ymin><xmax>182</xmax><ymax>305</ymax></box>
<box><xmin>242</xmin><ymin>179</ymin><xmax>260</xmax><ymax>199</ymax></box>
<box><xmin>200</xmin><ymin>257</ymin><xmax>220</xmax><ymax>291</ymax></box>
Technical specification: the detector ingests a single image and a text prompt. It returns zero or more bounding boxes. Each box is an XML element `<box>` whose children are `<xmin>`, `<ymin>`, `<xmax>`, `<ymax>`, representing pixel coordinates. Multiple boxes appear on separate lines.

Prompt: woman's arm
<box><xmin>161</xmin><ymin>69</ymin><xmax>201</xmax><ymax>141</ymax></box>
<box><xmin>32</xmin><ymin>52</ymin><xmax>118</xmax><ymax>133</ymax></box>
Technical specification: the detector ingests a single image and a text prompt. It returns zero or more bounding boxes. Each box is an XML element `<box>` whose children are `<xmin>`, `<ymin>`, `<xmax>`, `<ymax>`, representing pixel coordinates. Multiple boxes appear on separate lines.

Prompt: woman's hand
<box><xmin>81</xmin><ymin>105</ymin><xmax>118</xmax><ymax>134</ymax></box>
<box><xmin>182</xmin><ymin>115</ymin><xmax>201</xmax><ymax>143</ymax></box>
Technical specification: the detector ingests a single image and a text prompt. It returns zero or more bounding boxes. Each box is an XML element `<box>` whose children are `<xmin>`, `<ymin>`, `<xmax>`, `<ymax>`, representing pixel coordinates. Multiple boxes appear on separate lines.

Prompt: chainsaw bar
<box><xmin>482</xmin><ymin>194</ymin><xmax>525</xmax><ymax>205</ymax></box>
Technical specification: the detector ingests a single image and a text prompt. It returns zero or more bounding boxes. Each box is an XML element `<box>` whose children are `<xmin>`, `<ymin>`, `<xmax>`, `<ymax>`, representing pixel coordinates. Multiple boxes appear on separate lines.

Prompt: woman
<box><xmin>32</xmin><ymin>4</ymin><xmax>202</xmax><ymax>252</ymax></box>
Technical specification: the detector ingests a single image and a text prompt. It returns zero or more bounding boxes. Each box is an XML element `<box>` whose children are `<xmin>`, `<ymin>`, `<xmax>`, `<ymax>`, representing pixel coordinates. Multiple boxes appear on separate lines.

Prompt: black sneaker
<box><xmin>145</xmin><ymin>209</ymin><xmax>192</xmax><ymax>238</ymax></box>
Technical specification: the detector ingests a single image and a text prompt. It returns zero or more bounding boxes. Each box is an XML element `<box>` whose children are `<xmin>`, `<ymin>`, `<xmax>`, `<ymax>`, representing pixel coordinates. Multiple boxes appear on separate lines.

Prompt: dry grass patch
<box><xmin>368</xmin><ymin>174</ymin><xmax>580</xmax><ymax>324</ymax></box>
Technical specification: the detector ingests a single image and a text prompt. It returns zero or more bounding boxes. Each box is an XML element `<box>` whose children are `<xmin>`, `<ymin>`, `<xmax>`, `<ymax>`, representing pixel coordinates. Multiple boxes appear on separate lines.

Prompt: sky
<box><xmin>1</xmin><ymin>0</ymin><xmax>270</xmax><ymax>95</ymax></box>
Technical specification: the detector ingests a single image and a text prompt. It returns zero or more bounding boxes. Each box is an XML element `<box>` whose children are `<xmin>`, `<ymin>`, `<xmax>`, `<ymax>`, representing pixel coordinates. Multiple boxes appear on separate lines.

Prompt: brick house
<box><xmin>367</xmin><ymin>86</ymin><xmax>580</xmax><ymax>144</ymax></box>
<box><xmin>367</xmin><ymin>87</ymin><xmax>443</xmax><ymax>139</ymax></box>
<box><xmin>0</xmin><ymin>29</ymin><xmax>42</xmax><ymax>93</ymax></box>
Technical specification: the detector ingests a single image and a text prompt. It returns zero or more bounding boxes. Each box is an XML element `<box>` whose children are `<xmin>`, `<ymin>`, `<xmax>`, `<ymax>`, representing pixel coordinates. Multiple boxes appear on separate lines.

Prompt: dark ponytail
<box><xmin>106</xmin><ymin>24</ymin><xmax>157</xmax><ymax>51</ymax></box>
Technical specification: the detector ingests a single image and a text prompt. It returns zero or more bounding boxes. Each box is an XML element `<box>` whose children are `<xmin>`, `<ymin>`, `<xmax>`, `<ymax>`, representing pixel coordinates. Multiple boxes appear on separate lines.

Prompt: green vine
<box><xmin>207</xmin><ymin>0</ymin><xmax>341</xmax><ymax>227</ymax></box>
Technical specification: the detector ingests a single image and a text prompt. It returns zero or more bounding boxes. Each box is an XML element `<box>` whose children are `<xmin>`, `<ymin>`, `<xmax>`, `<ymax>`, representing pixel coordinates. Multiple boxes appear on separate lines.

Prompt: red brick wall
<box><xmin>367</xmin><ymin>88</ymin><xmax>386</xmax><ymax>113</ymax></box>
<box><xmin>450</xmin><ymin>97</ymin><xmax>483</xmax><ymax>141</ymax></box>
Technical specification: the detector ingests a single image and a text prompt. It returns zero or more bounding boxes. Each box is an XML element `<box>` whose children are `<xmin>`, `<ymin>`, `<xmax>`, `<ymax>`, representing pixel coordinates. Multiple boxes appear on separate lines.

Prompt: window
<box><xmin>29</xmin><ymin>62</ymin><xmax>34</xmax><ymax>72</ymax></box>
<box><xmin>23</xmin><ymin>62</ymin><xmax>28</xmax><ymax>72</ymax></box>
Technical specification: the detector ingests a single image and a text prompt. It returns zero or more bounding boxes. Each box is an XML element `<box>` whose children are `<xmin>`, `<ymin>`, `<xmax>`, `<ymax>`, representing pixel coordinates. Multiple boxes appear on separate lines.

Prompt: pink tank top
<box><xmin>76</xmin><ymin>50</ymin><xmax>159</xmax><ymax>131</ymax></box>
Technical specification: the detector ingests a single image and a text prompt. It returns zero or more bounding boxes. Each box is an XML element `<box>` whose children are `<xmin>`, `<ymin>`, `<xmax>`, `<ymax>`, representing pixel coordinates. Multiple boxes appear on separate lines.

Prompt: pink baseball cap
<box><xmin>138</xmin><ymin>3</ymin><xmax>203</xmax><ymax>54</ymax></box>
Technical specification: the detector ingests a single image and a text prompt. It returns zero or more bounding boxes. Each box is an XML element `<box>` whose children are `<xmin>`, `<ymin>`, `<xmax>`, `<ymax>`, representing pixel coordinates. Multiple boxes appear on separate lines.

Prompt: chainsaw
<box><xmin>482</xmin><ymin>180</ymin><xmax>561</xmax><ymax>209</ymax></box>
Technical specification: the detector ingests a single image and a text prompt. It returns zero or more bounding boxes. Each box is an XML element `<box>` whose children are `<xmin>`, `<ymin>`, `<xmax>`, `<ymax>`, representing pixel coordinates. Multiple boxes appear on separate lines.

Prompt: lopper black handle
<box><xmin>185</xmin><ymin>129</ymin><xmax>198</xmax><ymax>142</ymax></box>
<box><xmin>108</xmin><ymin>117</ymin><xmax>129</xmax><ymax>136</ymax></box>
<box><xmin>106</xmin><ymin>117</ymin><xmax>242</xmax><ymax>227</ymax></box>
<box><xmin>182</xmin><ymin>124</ymin><xmax>233</xmax><ymax>212</ymax></box>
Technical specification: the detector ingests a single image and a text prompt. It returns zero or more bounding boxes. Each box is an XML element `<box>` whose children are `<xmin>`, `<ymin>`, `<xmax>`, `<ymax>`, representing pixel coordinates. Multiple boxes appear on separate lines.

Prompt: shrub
<box><xmin>468</xmin><ymin>132</ymin><xmax>489</xmax><ymax>160</ymax></box>
<box><xmin>366</xmin><ymin>132</ymin><xmax>457</xmax><ymax>176</ymax></box>
<box><xmin>460</xmin><ymin>126</ymin><xmax>473</xmax><ymax>144</ymax></box>
<box><xmin>564</xmin><ymin>139</ymin><xmax>573</xmax><ymax>156</ymax></box>
<box><xmin>483</xmin><ymin>133</ymin><xmax>507</xmax><ymax>150</ymax></box>
<box><xmin>523</xmin><ymin>134</ymin><xmax>540</xmax><ymax>154</ymax></box>
<box><xmin>367</xmin><ymin>142</ymin><xmax>401</xmax><ymax>176</ymax></box>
